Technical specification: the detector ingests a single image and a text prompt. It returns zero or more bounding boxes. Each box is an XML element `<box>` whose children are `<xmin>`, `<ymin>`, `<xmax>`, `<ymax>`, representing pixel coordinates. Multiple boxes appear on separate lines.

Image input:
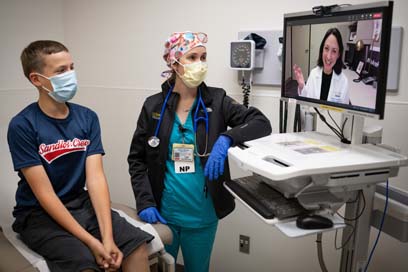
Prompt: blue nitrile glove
<box><xmin>204</xmin><ymin>135</ymin><xmax>232</xmax><ymax>181</ymax></box>
<box><xmin>138</xmin><ymin>207</ymin><xmax>167</xmax><ymax>224</ymax></box>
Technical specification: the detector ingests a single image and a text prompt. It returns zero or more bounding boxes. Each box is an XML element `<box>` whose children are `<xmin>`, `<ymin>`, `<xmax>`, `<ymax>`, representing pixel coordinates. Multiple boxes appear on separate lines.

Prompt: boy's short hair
<box><xmin>21</xmin><ymin>40</ymin><xmax>68</xmax><ymax>80</ymax></box>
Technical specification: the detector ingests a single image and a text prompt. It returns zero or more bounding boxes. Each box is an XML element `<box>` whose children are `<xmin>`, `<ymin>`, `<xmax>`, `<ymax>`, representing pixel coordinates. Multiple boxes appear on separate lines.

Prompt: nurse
<box><xmin>293</xmin><ymin>28</ymin><xmax>350</xmax><ymax>104</ymax></box>
<box><xmin>128</xmin><ymin>31</ymin><xmax>271</xmax><ymax>271</ymax></box>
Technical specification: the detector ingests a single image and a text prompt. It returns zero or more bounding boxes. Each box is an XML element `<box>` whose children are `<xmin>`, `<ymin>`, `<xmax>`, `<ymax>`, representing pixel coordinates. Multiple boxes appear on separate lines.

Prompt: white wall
<box><xmin>0</xmin><ymin>0</ymin><xmax>65</xmax><ymax>226</ymax></box>
<box><xmin>1</xmin><ymin>0</ymin><xmax>408</xmax><ymax>271</ymax></box>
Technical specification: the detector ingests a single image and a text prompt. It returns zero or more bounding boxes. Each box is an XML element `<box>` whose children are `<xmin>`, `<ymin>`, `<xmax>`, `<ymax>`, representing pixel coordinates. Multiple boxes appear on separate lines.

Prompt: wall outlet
<box><xmin>239</xmin><ymin>234</ymin><xmax>250</xmax><ymax>254</ymax></box>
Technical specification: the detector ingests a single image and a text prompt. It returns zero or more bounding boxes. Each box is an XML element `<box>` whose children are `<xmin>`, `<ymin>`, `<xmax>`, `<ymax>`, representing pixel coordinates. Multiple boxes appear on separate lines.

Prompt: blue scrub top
<box><xmin>160</xmin><ymin>106</ymin><xmax>218</xmax><ymax>228</ymax></box>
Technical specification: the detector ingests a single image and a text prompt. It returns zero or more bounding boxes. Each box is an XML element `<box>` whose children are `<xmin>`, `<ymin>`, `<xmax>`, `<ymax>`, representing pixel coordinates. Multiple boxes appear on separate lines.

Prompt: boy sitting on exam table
<box><xmin>7</xmin><ymin>40</ymin><xmax>153</xmax><ymax>272</ymax></box>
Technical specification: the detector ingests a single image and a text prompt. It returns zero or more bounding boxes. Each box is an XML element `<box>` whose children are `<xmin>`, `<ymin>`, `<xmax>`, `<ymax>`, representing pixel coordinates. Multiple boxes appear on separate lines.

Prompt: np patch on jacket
<box><xmin>152</xmin><ymin>112</ymin><xmax>160</xmax><ymax>120</ymax></box>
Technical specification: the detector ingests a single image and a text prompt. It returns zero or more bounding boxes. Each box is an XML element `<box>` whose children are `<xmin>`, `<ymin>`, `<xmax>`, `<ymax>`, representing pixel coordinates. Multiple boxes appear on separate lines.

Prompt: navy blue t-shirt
<box><xmin>7</xmin><ymin>102</ymin><xmax>104</xmax><ymax>216</ymax></box>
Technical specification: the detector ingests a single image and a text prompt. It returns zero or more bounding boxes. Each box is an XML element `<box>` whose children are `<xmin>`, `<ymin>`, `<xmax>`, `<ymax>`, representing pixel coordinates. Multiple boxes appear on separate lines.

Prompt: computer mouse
<box><xmin>296</xmin><ymin>214</ymin><xmax>333</xmax><ymax>229</ymax></box>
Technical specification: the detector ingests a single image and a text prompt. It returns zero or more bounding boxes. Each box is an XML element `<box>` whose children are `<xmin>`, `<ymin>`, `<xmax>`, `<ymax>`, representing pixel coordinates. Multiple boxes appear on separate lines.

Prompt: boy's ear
<box><xmin>29</xmin><ymin>72</ymin><xmax>42</xmax><ymax>87</ymax></box>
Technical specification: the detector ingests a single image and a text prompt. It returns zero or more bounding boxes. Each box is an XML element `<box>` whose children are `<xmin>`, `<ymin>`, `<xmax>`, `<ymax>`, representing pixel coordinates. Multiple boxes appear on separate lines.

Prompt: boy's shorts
<box><xmin>12</xmin><ymin>191</ymin><xmax>154</xmax><ymax>272</ymax></box>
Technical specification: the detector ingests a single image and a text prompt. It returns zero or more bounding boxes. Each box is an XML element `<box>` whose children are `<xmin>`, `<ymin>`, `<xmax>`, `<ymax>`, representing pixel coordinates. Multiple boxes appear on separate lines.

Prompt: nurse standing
<box><xmin>128</xmin><ymin>31</ymin><xmax>271</xmax><ymax>272</ymax></box>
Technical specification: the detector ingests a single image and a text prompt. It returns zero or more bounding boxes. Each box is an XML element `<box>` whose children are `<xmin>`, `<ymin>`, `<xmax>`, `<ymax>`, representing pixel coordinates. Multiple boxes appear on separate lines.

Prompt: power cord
<box><xmin>345</xmin><ymin>191</ymin><xmax>360</xmax><ymax>204</ymax></box>
<box><xmin>317</xmin><ymin>190</ymin><xmax>363</xmax><ymax>271</ymax></box>
<box><xmin>334</xmin><ymin>222</ymin><xmax>355</xmax><ymax>250</ymax></box>
<box><xmin>314</xmin><ymin>108</ymin><xmax>351</xmax><ymax>144</ymax></box>
<box><xmin>327</xmin><ymin>110</ymin><xmax>342</xmax><ymax>132</ymax></box>
<box><xmin>316</xmin><ymin>233</ymin><xmax>328</xmax><ymax>272</ymax></box>
<box><xmin>336</xmin><ymin>191</ymin><xmax>366</xmax><ymax>221</ymax></box>
<box><xmin>340</xmin><ymin>116</ymin><xmax>349</xmax><ymax>139</ymax></box>
<box><xmin>294</xmin><ymin>104</ymin><xmax>302</xmax><ymax>132</ymax></box>
<box><xmin>241</xmin><ymin>77</ymin><xmax>251</xmax><ymax>108</ymax></box>
<box><xmin>327</xmin><ymin>110</ymin><xmax>349</xmax><ymax>138</ymax></box>
<box><xmin>364</xmin><ymin>179</ymin><xmax>389</xmax><ymax>272</ymax></box>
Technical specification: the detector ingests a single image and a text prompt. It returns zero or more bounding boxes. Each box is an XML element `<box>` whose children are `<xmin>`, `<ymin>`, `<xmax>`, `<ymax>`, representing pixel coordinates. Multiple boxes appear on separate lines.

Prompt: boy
<box><xmin>7</xmin><ymin>40</ymin><xmax>153</xmax><ymax>272</ymax></box>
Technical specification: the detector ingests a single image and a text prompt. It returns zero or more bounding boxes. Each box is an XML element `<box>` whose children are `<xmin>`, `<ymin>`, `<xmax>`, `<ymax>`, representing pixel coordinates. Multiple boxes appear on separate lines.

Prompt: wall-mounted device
<box><xmin>238</xmin><ymin>30</ymin><xmax>283</xmax><ymax>86</ymax></box>
<box><xmin>230</xmin><ymin>40</ymin><xmax>255</xmax><ymax>70</ymax></box>
<box><xmin>230</xmin><ymin>32</ymin><xmax>280</xmax><ymax>107</ymax></box>
<box><xmin>230</xmin><ymin>40</ymin><xmax>256</xmax><ymax>107</ymax></box>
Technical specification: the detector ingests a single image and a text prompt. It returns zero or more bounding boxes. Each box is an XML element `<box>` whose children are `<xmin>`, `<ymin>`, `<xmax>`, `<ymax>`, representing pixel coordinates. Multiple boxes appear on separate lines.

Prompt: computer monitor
<box><xmin>281</xmin><ymin>1</ymin><xmax>393</xmax><ymax>119</ymax></box>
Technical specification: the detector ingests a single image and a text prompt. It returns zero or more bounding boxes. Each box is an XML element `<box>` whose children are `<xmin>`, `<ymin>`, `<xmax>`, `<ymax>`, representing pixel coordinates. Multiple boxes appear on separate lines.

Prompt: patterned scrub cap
<box><xmin>163</xmin><ymin>31</ymin><xmax>208</xmax><ymax>68</ymax></box>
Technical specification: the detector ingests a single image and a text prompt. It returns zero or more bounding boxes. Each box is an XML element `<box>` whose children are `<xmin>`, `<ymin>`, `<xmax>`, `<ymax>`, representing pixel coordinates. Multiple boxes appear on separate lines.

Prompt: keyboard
<box><xmin>226</xmin><ymin>176</ymin><xmax>307</xmax><ymax>220</ymax></box>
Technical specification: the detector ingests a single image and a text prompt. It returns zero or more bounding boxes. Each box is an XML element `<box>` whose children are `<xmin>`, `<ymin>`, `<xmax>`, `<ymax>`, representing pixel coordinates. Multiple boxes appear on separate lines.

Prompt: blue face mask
<box><xmin>36</xmin><ymin>70</ymin><xmax>78</xmax><ymax>103</ymax></box>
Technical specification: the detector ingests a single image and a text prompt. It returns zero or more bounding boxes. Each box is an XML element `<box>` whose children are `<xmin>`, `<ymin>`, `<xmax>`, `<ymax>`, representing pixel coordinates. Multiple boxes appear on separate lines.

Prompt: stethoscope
<box><xmin>147</xmin><ymin>86</ymin><xmax>210</xmax><ymax>157</ymax></box>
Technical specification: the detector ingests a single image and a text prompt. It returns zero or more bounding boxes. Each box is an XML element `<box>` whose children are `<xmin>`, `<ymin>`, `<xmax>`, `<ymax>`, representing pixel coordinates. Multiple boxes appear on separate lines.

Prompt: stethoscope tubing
<box><xmin>149</xmin><ymin>86</ymin><xmax>210</xmax><ymax>156</ymax></box>
<box><xmin>193</xmin><ymin>92</ymin><xmax>209</xmax><ymax>133</ymax></box>
<box><xmin>154</xmin><ymin>85</ymin><xmax>174</xmax><ymax>137</ymax></box>
<box><xmin>154</xmin><ymin>86</ymin><xmax>208</xmax><ymax>138</ymax></box>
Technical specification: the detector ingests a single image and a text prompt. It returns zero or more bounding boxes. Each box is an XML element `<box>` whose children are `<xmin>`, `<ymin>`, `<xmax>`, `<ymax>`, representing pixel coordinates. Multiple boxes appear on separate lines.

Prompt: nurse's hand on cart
<box><xmin>204</xmin><ymin>135</ymin><xmax>232</xmax><ymax>181</ymax></box>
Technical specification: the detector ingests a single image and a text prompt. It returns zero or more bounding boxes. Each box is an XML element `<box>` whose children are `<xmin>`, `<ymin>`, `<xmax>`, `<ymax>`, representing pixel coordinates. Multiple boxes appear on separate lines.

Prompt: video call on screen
<box><xmin>284</xmin><ymin>13</ymin><xmax>384</xmax><ymax>111</ymax></box>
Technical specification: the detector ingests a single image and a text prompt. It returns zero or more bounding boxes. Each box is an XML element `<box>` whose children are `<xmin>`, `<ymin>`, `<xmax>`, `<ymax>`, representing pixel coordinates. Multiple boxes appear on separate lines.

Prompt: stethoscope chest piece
<box><xmin>148</xmin><ymin>136</ymin><xmax>160</xmax><ymax>148</ymax></box>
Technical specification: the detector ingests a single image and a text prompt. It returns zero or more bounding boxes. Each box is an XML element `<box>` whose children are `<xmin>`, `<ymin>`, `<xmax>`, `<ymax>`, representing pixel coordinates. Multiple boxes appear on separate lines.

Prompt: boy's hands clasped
<box><xmin>88</xmin><ymin>237</ymin><xmax>123</xmax><ymax>271</ymax></box>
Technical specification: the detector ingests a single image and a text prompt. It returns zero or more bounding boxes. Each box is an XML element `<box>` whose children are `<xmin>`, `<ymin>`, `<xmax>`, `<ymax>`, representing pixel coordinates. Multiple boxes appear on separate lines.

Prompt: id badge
<box><xmin>172</xmin><ymin>143</ymin><xmax>194</xmax><ymax>162</ymax></box>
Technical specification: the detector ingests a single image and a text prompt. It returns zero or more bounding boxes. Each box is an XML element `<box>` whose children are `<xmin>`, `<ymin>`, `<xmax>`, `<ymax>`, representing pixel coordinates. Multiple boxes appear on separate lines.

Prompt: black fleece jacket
<box><xmin>128</xmin><ymin>81</ymin><xmax>272</xmax><ymax>219</ymax></box>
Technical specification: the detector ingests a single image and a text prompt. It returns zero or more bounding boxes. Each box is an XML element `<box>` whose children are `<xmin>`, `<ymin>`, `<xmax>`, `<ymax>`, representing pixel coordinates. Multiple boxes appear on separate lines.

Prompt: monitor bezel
<box><xmin>281</xmin><ymin>1</ymin><xmax>394</xmax><ymax>119</ymax></box>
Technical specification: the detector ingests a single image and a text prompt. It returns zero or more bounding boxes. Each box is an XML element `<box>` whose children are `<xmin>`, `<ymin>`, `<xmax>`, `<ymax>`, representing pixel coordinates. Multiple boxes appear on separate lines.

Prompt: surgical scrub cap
<box><xmin>163</xmin><ymin>31</ymin><xmax>208</xmax><ymax>68</ymax></box>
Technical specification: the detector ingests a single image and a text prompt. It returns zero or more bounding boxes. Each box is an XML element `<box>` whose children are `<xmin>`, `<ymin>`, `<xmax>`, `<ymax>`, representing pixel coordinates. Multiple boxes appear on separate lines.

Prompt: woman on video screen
<box><xmin>293</xmin><ymin>28</ymin><xmax>350</xmax><ymax>104</ymax></box>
